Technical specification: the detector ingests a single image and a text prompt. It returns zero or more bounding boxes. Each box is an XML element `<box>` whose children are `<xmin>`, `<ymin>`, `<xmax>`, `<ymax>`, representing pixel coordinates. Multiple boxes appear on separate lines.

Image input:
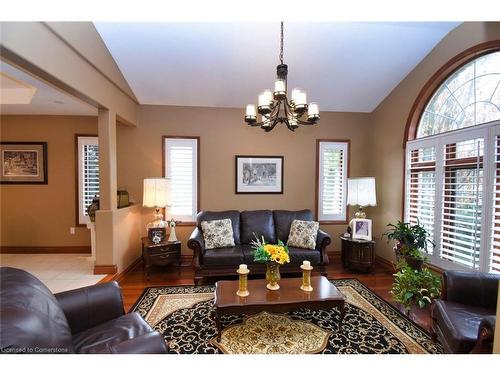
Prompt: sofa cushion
<box><xmin>202</xmin><ymin>246</ymin><xmax>245</xmax><ymax>266</ymax></box>
<box><xmin>73</xmin><ymin>312</ymin><xmax>154</xmax><ymax>353</ymax></box>
<box><xmin>287</xmin><ymin>219</ymin><xmax>319</xmax><ymax>250</ymax></box>
<box><xmin>240</xmin><ymin>210</ymin><xmax>276</xmax><ymax>244</ymax></box>
<box><xmin>201</xmin><ymin>219</ymin><xmax>235</xmax><ymax>249</ymax></box>
<box><xmin>432</xmin><ymin>299</ymin><xmax>494</xmax><ymax>353</ymax></box>
<box><xmin>197</xmin><ymin>210</ymin><xmax>241</xmax><ymax>245</ymax></box>
<box><xmin>273</xmin><ymin>210</ymin><xmax>314</xmax><ymax>242</ymax></box>
<box><xmin>0</xmin><ymin>267</ymin><xmax>74</xmax><ymax>353</ymax></box>
<box><xmin>287</xmin><ymin>247</ymin><xmax>321</xmax><ymax>265</ymax></box>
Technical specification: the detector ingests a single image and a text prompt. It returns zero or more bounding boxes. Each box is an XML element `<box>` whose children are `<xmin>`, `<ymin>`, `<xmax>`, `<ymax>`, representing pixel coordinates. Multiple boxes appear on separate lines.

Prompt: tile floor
<box><xmin>0</xmin><ymin>253</ymin><xmax>106</xmax><ymax>293</ymax></box>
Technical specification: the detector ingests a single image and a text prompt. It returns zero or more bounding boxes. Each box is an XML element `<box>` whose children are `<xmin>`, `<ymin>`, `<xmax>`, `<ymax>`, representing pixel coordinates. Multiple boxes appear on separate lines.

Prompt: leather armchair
<box><xmin>0</xmin><ymin>267</ymin><xmax>168</xmax><ymax>354</ymax></box>
<box><xmin>431</xmin><ymin>270</ymin><xmax>499</xmax><ymax>353</ymax></box>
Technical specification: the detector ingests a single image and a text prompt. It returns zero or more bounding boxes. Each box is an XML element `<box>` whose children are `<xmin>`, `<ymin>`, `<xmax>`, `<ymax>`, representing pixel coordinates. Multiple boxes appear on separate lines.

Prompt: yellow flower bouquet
<box><xmin>250</xmin><ymin>234</ymin><xmax>290</xmax><ymax>265</ymax></box>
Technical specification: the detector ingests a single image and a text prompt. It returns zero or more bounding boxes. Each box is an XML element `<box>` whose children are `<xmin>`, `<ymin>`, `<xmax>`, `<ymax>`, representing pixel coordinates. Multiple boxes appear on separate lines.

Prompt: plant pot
<box><xmin>265</xmin><ymin>262</ymin><xmax>281</xmax><ymax>290</ymax></box>
<box><xmin>405</xmin><ymin>256</ymin><xmax>424</xmax><ymax>271</ymax></box>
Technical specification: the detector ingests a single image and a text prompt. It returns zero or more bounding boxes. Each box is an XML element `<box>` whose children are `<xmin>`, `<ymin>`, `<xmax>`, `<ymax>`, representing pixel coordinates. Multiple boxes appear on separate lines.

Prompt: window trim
<box><xmin>75</xmin><ymin>134</ymin><xmax>98</xmax><ymax>227</ymax></box>
<box><xmin>403</xmin><ymin>40</ymin><xmax>500</xmax><ymax>147</ymax></box>
<box><xmin>162</xmin><ymin>135</ymin><xmax>200</xmax><ymax>226</ymax></box>
<box><xmin>315</xmin><ymin>139</ymin><xmax>350</xmax><ymax>224</ymax></box>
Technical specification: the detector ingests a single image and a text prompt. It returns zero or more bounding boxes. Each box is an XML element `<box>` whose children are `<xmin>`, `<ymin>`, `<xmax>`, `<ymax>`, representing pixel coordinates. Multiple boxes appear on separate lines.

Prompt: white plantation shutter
<box><xmin>405</xmin><ymin>146</ymin><xmax>436</xmax><ymax>254</ymax></box>
<box><xmin>490</xmin><ymin>133</ymin><xmax>500</xmax><ymax>273</ymax></box>
<box><xmin>439</xmin><ymin>138</ymin><xmax>484</xmax><ymax>269</ymax></box>
<box><xmin>164</xmin><ymin>138</ymin><xmax>198</xmax><ymax>222</ymax></box>
<box><xmin>77</xmin><ymin>136</ymin><xmax>99</xmax><ymax>225</ymax></box>
<box><xmin>318</xmin><ymin>141</ymin><xmax>348</xmax><ymax>222</ymax></box>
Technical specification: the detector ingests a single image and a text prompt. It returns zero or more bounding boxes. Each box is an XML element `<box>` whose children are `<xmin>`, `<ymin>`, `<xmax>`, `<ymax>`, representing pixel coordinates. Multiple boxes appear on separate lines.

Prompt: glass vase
<box><xmin>265</xmin><ymin>262</ymin><xmax>281</xmax><ymax>290</ymax></box>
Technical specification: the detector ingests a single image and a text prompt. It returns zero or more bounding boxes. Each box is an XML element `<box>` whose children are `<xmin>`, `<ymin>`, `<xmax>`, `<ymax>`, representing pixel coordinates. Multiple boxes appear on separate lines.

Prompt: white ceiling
<box><xmin>0</xmin><ymin>61</ymin><xmax>97</xmax><ymax>116</ymax></box>
<box><xmin>94</xmin><ymin>22</ymin><xmax>460</xmax><ymax>112</ymax></box>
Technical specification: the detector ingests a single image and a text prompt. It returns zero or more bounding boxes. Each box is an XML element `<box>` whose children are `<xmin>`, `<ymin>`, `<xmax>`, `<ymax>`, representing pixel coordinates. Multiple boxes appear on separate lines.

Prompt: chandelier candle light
<box><xmin>236</xmin><ymin>264</ymin><xmax>250</xmax><ymax>297</ymax></box>
<box><xmin>244</xmin><ymin>22</ymin><xmax>320</xmax><ymax>132</ymax></box>
<box><xmin>300</xmin><ymin>260</ymin><xmax>313</xmax><ymax>292</ymax></box>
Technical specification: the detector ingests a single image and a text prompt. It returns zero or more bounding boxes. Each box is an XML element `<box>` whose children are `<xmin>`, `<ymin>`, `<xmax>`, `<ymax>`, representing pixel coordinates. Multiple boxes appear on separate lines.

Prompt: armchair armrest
<box><xmin>187</xmin><ymin>227</ymin><xmax>205</xmax><ymax>270</ymax></box>
<box><xmin>443</xmin><ymin>271</ymin><xmax>499</xmax><ymax>309</ymax></box>
<box><xmin>471</xmin><ymin>315</ymin><xmax>496</xmax><ymax>354</ymax></box>
<box><xmin>104</xmin><ymin>332</ymin><xmax>168</xmax><ymax>354</ymax></box>
<box><xmin>55</xmin><ymin>281</ymin><xmax>125</xmax><ymax>335</ymax></box>
<box><xmin>316</xmin><ymin>229</ymin><xmax>332</xmax><ymax>265</ymax></box>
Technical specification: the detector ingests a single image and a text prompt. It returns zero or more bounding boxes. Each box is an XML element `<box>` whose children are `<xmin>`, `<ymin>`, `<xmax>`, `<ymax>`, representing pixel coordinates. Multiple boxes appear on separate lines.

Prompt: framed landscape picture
<box><xmin>0</xmin><ymin>142</ymin><xmax>48</xmax><ymax>184</ymax></box>
<box><xmin>235</xmin><ymin>155</ymin><xmax>283</xmax><ymax>194</ymax></box>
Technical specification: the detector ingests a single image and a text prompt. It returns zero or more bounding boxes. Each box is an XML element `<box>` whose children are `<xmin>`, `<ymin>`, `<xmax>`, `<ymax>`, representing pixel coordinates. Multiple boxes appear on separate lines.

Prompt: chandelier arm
<box><xmin>296</xmin><ymin>118</ymin><xmax>318</xmax><ymax>126</ymax></box>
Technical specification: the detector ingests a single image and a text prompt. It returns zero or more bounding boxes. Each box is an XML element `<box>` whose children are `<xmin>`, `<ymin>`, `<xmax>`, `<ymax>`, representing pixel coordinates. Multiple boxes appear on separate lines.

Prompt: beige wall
<box><xmin>0</xmin><ymin>115</ymin><xmax>97</xmax><ymax>247</ymax></box>
<box><xmin>369</xmin><ymin>22</ymin><xmax>500</xmax><ymax>261</ymax></box>
<box><xmin>117</xmin><ymin>105</ymin><xmax>372</xmax><ymax>255</ymax></box>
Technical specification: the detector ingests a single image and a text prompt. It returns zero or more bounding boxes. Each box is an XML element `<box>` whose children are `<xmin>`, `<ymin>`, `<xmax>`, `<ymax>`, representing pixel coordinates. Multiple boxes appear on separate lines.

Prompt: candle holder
<box><xmin>236</xmin><ymin>267</ymin><xmax>250</xmax><ymax>297</ymax></box>
<box><xmin>300</xmin><ymin>264</ymin><xmax>313</xmax><ymax>292</ymax></box>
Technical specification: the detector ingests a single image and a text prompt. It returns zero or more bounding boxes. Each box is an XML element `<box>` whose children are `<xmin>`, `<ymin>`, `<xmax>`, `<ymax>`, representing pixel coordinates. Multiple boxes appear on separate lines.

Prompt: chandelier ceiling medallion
<box><xmin>244</xmin><ymin>22</ymin><xmax>320</xmax><ymax>132</ymax></box>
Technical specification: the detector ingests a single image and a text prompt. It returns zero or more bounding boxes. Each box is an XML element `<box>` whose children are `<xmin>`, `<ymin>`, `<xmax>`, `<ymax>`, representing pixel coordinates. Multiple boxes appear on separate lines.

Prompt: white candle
<box><xmin>246</xmin><ymin>104</ymin><xmax>256</xmax><ymax>117</ymax></box>
<box><xmin>238</xmin><ymin>264</ymin><xmax>248</xmax><ymax>272</ymax></box>
<box><xmin>291</xmin><ymin>88</ymin><xmax>302</xmax><ymax>103</ymax></box>
<box><xmin>296</xmin><ymin>91</ymin><xmax>307</xmax><ymax>106</ymax></box>
<box><xmin>274</xmin><ymin>79</ymin><xmax>286</xmax><ymax>93</ymax></box>
<box><xmin>308</xmin><ymin>102</ymin><xmax>319</xmax><ymax>116</ymax></box>
<box><xmin>303</xmin><ymin>260</ymin><xmax>311</xmax><ymax>268</ymax></box>
<box><xmin>258</xmin><ymin>90</ymin><xmax>272</xmax><ymax>107</ymax></box>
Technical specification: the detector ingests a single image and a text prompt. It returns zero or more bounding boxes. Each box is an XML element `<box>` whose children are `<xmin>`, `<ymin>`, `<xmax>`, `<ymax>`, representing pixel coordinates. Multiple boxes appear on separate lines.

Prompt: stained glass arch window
<box><xmin>417</xmin><ymin>51</ymin><xmax>500</xmax><ymax>138</ymax></box>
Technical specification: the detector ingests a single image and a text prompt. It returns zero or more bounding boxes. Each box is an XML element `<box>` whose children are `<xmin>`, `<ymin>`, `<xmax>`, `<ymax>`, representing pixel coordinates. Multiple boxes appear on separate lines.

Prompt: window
<box><xmin>405</xmin><ymin>49</ymin><xmax>500</xmax><ymax>273</ymax></box>
<box><xmin>163</xmin><ymin>137</ymin><xmax>199</xmax><ymax>222</ymax></box>
<box><xmin>417</xmin><ymin>51</ymin><xmax>500</xmax><ymax>138</ymax></box>
<box><xmin>76</xmin><ymin>135</ymin><xmax>99</xmax><ymax>225</ymax></box>
<box><xmin>316</xmin><ymin>140</ymin><xmax>349</xmax><ymax>222</ymax></box>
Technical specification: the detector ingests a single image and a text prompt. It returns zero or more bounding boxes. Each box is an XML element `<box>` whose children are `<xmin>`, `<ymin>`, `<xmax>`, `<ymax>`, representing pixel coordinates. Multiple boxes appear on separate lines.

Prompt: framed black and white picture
<box><xmin>351</xmin><ymin>218</ymin><xmax>372</xmax><ymax>241</ymax></box>
<box><xmin>235</xmin><ymin>155</ymin><xmax>283</xmax><ymax>194</ymax></box>
<box><xmin>0</xmin><ymin>142</ymin><xmax>48</xmax><ymax>184</ymax></box>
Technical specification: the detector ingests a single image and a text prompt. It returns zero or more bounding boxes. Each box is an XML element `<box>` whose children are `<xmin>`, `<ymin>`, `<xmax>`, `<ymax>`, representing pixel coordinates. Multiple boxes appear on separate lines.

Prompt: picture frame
<box><xmin>351</xmin><ymin>218</ymin><xmax>372</xmax><ymax>241</ymax></box>
<box><xmin>235</xmin><ymin>155</ymin><xmax>283</xmax><ymax>194</ymax></box>
<box><xmin>148</xmin><ymin>227</ymin><xmax>167</xmax><ymax>244</ymax></box>
<box><xmin>0</xmin><ymin>142</ymin><xmax>48</xmax><ymax>184</ymax></box>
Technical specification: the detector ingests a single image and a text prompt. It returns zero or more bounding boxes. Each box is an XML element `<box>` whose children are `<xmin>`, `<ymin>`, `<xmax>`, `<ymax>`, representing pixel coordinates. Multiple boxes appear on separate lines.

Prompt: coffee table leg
<box><xmin>338</xmin><ymin>302</ymin><xmax>346</xmax><ymax>331</ymax></box>
<box><xmin>215</xmin><ymin>308</ymin><xmax>222</xmax><ymax>342</ymax></box>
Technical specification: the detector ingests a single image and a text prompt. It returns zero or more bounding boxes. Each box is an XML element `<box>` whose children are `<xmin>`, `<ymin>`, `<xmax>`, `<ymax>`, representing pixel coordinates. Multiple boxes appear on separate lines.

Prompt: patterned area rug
<box><xmin>130</xmin><ymin>279</ymin><xmax>443</xmax><ymax>354</ymax></box>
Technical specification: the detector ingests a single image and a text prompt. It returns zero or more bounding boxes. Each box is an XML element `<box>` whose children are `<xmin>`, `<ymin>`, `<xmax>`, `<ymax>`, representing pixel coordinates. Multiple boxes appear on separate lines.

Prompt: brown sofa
<box><xmin>187</xmin><ymin>209</ymin><xmax>331</xmax><ymax>285</ymax></box>
<box><xmin>431</xmin><ymin>270</ymin><xmax>499</xmax><ymax>353</ymax></box>
<box><xmin>0</xmin><ymin>267</ymin><xmax>168</xmax><ymax>354</ymax></box>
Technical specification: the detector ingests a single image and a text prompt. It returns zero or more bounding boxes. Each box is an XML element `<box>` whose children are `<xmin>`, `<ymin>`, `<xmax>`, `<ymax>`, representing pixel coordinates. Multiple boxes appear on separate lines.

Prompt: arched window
<box><xmin>404</xmin><ymin>44</ymin><xmax>500</xmax><ymax>274</ymax></box>
<box><xmin>417</xmin><ymin>51</ymin><xmax>500</xmax><ymax>138</ymax></box>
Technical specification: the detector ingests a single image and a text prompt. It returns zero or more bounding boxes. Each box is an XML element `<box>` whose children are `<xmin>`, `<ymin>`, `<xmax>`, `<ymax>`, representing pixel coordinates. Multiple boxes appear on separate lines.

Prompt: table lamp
<box><xmin>143</xmin><ymin>177</ymin><xmax>170</xmax><ymax>230</ymax></box>
<box><xmin>347</xmin><ymin>177</ymin><xmax>377</xmax><ymax>219</ymax></box>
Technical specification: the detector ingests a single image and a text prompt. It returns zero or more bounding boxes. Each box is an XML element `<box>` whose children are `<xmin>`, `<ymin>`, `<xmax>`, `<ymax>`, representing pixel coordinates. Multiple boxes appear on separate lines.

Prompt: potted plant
<box><xmin>250</xmin><ymin>234</ymin><xmax>290</xmax><ymax>290</ymax></box>
<box><xmin>383</xmin><ymin>220</ymin><xmax>434</xmax><ymax>270</ymax></box>
<box><xmin>390</xmin><ymin>264</ymin><xmax>442</xmax><ymax>315</ymax></box>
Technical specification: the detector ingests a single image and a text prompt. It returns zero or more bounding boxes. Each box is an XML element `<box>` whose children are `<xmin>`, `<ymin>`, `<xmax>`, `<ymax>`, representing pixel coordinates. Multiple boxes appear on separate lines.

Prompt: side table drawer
<box><xmin>149</xmin><ymin>245</ymin><xmax>173</xmax><ymax>255</ymax></box>
<box><xmin>149</xmin><ymin>251</ymin><xmax>177</xmax><ymax>265</ymax></box>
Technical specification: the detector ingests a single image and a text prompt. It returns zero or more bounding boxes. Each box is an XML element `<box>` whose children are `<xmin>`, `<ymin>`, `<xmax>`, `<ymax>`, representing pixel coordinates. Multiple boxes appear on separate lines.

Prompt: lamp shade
<box><xmin>347</xmin><ymin>177</ymin><xmax>377</xmax><ymax>207</ymax></box>
<box><xmin>142</xmin><ymin>178</ymin><xmax>170</xmax><ymax>208</ymax></box>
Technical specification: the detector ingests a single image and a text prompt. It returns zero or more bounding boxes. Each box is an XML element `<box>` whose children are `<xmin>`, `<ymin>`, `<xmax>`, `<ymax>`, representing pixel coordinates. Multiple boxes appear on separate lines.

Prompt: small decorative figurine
<box><xmin>86</xmin><ymin>195</ymin><xmax>100</xmax><ymax>222</ymax></box>
<box><xmin>168</xmin><ymin>218</ymin><xmax>178</xmax><ymax>242</ymax></box>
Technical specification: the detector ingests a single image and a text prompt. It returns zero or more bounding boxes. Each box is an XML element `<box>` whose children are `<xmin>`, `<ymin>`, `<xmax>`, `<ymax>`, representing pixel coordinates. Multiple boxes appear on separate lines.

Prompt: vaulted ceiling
<box><xmin>94</xmin><ymin>22</ymin><xmax>460</xmax><ymax>112</ymax></box>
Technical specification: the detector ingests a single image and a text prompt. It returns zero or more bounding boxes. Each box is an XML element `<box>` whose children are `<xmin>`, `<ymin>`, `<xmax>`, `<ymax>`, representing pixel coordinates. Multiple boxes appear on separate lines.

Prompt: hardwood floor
<box><xmin>118</xmin><ymin>258</ymin><xmax>432</xmax><ymax>332</ymax></box>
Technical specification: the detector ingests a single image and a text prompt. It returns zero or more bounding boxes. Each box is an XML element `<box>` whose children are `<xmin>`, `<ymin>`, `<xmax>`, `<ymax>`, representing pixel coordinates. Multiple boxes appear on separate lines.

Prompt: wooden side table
<box><xmin>141</xmin><ymin>237</ymin><xmax>181</xmax><ymax>279</ymax></box>
<box><xmin>340</xmin><ymin>236</ymin><xmax>375</xmax><ymax>273</ymax></box>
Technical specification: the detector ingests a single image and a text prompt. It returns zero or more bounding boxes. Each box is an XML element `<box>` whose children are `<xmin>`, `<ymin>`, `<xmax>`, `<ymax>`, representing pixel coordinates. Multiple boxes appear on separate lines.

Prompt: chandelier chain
<box><xmin>280</xmin><ymin>21</ymin><xmax>284</xmax><ymax>64</ymax></box>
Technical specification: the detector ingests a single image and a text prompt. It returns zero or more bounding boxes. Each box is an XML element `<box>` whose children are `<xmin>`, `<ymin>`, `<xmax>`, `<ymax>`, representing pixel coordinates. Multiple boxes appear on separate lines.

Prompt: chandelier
<box><xmin>244</xmin><ymin>22</ymin><xmax>320</xmax><ymax>132</ymax></box>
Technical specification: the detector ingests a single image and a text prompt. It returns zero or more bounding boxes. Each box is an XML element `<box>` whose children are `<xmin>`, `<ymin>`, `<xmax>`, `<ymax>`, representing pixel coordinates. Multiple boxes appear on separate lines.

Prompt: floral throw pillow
<box><xmin>201</xmin><ymin>219</ymin><xmax>235</xmax><ymax>249</ymax></box>
<box><xmin>287</xmin><ymin>219</ymin><xmax>319</xmax><ymax>250</ymax></box>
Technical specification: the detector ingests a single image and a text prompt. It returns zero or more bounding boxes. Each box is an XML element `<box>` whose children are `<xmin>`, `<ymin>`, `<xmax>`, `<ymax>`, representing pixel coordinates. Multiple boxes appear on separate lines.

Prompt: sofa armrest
<box><xmin>55</xmin><ymin>281</ymin><xmax>125</xmax><ymax>335</ymax></box>
<box><xmin>471</xmin><ymin>316</ymin><xmax>496</xmax><ymax>354</ymax></box>
<box><xmin>316</xmin><ymin>229</ymin><xmax>331</xmax><ymax>265</ymax></box>
<box><xmin>187</xmin><ymin>227</ymin><xmax>205</xmax><ymax>270</ymax></box>
<box><xmin>443</xmin><ymin>271</ymin><xmax>500</xmax><ymax>309</ymax></box>
<box><xmin>104</xmin><ymin>332</ymin><xmax>168</xmax><ymax>354</ymax></box>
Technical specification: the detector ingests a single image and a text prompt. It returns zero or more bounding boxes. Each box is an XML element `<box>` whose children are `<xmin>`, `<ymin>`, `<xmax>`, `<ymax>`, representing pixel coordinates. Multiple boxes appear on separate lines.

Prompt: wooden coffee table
<box><xmin>213</xmin><ymin>276</ymin><xmax>345</xmax><ymax>341</ymax></box>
